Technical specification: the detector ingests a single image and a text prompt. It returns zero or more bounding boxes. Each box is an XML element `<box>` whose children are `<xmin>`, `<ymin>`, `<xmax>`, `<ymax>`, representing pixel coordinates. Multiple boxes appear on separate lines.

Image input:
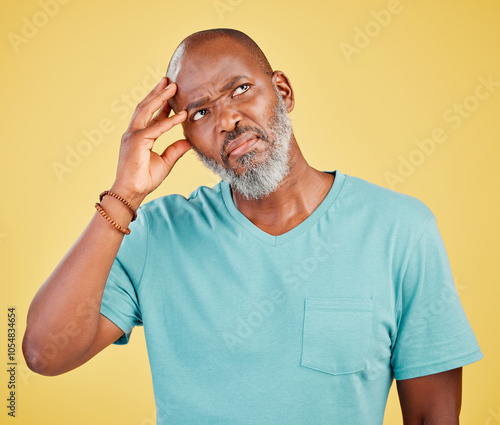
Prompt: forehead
<box><xmin>171</xmin><ymin>37</ymin><xmax>265</xmax><ymax>109</ymax></box>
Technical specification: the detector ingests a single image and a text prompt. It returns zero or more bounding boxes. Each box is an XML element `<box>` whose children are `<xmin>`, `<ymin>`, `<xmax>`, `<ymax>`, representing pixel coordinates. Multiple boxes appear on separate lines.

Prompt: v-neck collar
<box><xmin>220</xmin><ymin>170</ymin><xmax>345</xmax><ymax>246</ymax></box>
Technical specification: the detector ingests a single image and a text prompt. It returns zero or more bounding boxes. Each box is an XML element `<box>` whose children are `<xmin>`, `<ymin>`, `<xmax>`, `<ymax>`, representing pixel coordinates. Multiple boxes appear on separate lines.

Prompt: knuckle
<box><xmin>121</xmin><ymin>132</ymin><xmax>130</xmax><ymax>143</ymax></box>
<box><xmin>122</xmin><ymin>132</ymin><xmax>137</xmax><ymax>144</ymax></box>
<box><xmin>148</xmin><ymin>120</ymin><xmax>163</xmax><ymax>132</ymax></box>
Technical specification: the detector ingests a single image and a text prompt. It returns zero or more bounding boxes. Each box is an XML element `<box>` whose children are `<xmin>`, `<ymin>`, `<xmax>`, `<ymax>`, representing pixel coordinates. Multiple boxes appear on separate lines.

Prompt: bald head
<box><xmin>166</xmin><ymin>28</ymin><xmax>273</xmax><ymax>83</ymax></box>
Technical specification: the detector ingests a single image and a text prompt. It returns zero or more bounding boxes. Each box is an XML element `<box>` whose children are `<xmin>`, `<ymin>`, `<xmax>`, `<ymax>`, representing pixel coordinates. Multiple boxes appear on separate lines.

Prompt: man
<box><xmin>23</xmin><ymin>28</ymin><xmax>483</xmax><ymax>424</ymax></box>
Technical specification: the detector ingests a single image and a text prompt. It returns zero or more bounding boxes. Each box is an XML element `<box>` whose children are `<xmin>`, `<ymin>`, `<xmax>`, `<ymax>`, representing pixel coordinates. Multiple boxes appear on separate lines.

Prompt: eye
<box><xmin>192</xmin><ymin>109</ymin><xmax>208</xmax><ymax>121</ymax></box>
<box><xmin>233</xmin><ymin>84</ymin><xmax>250</xmax><ymax>96</ymax></box>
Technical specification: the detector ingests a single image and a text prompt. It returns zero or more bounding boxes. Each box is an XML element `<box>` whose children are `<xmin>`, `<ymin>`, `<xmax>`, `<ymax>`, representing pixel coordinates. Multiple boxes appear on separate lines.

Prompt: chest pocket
<box><xmin>301</xmin><ymin>298</ymin><xmax>374</xmax><ymax>375</ymax></box>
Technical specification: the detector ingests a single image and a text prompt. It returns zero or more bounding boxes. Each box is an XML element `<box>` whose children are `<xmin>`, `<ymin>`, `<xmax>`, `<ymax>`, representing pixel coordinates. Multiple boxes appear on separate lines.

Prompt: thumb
<box><xmin>160</xmin><ymin>139</ymin><xmax>193</xmax><ymax>171</ymax></box>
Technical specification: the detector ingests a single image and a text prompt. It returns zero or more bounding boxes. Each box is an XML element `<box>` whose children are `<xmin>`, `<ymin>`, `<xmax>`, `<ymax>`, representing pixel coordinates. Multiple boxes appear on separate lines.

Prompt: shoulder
<box><xmin>340</xmin><ymin>172</ymin><xmax>435</xmax><ymax>230</ymax></box>
<box><xmin>135</xmin><ymin>182</ymin><xmax>225</xmax><ymax>231</ymax></box>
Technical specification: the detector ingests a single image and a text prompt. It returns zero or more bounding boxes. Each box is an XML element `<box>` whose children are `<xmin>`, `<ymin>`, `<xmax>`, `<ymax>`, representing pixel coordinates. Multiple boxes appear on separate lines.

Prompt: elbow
<box><xmin>22</xmin><ymin>332</ymin><xmax>64</xmax><ymax>376</ymax></box>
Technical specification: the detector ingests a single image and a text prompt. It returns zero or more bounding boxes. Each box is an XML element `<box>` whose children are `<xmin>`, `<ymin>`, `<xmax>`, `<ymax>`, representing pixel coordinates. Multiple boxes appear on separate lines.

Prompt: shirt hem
<box><xmin>100</xmin><ymin>303</ymin><xmax>136</xmax><ymax>345</ymax></box>
<box><xmin>393</xmin><ymin>348</ymin><xmax>484</xmax><ymax>380</ymax></box>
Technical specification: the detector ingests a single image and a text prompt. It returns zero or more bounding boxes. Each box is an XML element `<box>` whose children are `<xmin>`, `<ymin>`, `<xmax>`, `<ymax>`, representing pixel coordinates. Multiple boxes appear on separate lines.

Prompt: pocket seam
<box><xmin>301</xmin><ymin>297</ymin><xmax>374</xmax><ymax>376</ymax></box>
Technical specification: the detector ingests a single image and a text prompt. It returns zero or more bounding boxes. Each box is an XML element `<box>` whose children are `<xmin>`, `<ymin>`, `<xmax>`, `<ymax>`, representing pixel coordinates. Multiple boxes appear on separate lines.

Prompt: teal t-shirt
<box><xmin>100</xmin><ymin>170</ymin><xmax>483</xmax><ymax>425</ymax></box>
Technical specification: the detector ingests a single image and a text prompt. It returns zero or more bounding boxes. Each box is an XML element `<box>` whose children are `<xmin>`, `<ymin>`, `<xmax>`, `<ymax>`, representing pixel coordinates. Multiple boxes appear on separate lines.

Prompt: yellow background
<box><xmin>1</xmin><ymin>0</ymin><xmax>498</xmax><ymax>423</ymax></box>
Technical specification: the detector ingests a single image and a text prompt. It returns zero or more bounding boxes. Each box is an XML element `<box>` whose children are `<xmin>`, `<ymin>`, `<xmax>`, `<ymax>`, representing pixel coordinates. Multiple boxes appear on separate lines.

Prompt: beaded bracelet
<box><xmin>99</xmin><ymin>190</ymin><xmax>138</xmax><ymax>221</ymax></box>
<box><xmin>95</xmin><ymin>203</ymin><xmax>131</xmax><ymax>235</ymax></box>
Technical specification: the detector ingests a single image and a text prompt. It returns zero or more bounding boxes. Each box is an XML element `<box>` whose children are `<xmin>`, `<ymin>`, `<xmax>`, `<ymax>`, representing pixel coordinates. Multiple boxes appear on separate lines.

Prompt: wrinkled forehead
<box><xmin>169</xmin><ymin>40</ymin><xmax>266</xmax><ymax>111</ymax></box>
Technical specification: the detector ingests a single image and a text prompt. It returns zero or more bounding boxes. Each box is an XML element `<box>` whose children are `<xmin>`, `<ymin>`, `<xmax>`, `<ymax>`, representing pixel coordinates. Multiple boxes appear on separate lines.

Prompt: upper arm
<box><xmin>59</xmin><ymin>314</ymin><xmax>125</xmax><ymax>374</ymax></box>
<box><xmin>396</xmin><ymin>367</ymin><xmax>462</xmax><ymax>425</ymax></box>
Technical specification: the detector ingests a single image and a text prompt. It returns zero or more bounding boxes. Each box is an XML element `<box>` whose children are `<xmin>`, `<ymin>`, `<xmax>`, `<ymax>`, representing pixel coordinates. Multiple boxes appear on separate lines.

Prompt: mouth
<box><xmin>226</xmin><ymin>133</ymin><xmax>260</xmax><ymax>158</ymax></box>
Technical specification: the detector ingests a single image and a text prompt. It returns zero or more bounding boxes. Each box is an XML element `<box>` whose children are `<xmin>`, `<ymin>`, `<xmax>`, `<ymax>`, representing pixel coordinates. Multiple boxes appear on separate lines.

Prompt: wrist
<box><xmin>109</xmin><ymin>183</ymin><xmax>146</xmax><ymax>211</ymax></box>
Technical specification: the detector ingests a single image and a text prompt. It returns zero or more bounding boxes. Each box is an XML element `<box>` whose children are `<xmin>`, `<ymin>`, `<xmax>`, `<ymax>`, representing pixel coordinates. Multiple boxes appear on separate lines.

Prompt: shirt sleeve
<box><xmin>391</xmin><ymin>214</ymin><xmax>483</xmax><ymax>380</ymax></box>
<box><xmin>100</xmin><ymin>207</ymin><xmax>148</xmax><ymax>345</ymax></box>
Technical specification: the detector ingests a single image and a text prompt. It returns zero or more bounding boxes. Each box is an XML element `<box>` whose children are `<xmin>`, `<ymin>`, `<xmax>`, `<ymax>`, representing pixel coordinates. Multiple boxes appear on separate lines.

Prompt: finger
<box><xmin>160</xmin><ymin>139</ymin><xmax>193</xmax><ymax>171</ymax></box>
<box><xmin>149</xmin><ymin>98</ymin><xmax>172</xmax><ymax>126</ymax></box>
<box><xmin>129</xmin><ymin>83</ymin><xmax>177</xmax><ymax>131</ymax></box>
<box><xmin>130</xmin><ymin>83</ymin><xmax>174</xmax><ymax>130</ymax></box>
<box><xmin>139</xmin><ymin>76</ymin><xmax>168</xmax><ymax>106</ymax></box>
<box><xmin>137</xmin><ymin>110</ymin><xmax>187</xmax><ymax>141</ymax></box>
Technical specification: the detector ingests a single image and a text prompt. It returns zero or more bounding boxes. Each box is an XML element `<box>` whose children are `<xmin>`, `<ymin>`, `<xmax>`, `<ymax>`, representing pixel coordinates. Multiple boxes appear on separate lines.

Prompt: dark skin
<box><xmin>23</xmin><ymin>33</ymin><xmax>463</xmax><ymax>424</ymax></box>
<box><xmin>169</xmin><ymin>37</ymin><xmax>334</xmax><ymax>236</ymax></box>
<box><xmin>169</xmin><ymin>37</ymin><xmax>464</xmax><ymax>423</ymax></box>
<box><xmin>397</xmin><ymin>367</ymin><xmax>462</xmax><ymax>424</ymax></box>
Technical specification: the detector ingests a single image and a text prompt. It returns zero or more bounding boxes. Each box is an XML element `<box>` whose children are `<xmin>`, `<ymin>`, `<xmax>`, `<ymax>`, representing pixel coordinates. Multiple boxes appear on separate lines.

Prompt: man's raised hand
<box><xmin>111</xmin><ymin>77</ymin><xmax>191</xmax><ymax>208</ymax></box>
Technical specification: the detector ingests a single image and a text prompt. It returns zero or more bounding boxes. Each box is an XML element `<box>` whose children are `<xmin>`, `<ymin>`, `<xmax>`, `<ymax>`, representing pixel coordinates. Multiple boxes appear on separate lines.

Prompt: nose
<box><xmin>215</xmin><ymin>104</ymin><xmax>242</xmax><ymax>133</ymax></box>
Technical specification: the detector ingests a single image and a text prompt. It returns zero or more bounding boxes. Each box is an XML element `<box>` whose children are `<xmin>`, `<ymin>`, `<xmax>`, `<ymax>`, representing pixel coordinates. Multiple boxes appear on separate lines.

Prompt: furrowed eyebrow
<box><xmin>220</xmin><ymin>75</ymin><xmax>248</xmax><ymax>92</ymax></box>
<box><xmin>184</xmin><ymin>75</ymin><xmax>248</xmax><ymax>112</ymax></box>
<box><xmin>186</xmin><ymin>97</ymin><xmax>210</xmax><ymax>113</ymax></box>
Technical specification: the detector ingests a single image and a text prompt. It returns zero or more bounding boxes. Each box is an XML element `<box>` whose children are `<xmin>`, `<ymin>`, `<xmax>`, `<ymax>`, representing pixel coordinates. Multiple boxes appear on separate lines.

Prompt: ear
<box><xmin>271</xmin><ymin>71</ymin><xmax>295</xmax><ymax>113</ymax></box>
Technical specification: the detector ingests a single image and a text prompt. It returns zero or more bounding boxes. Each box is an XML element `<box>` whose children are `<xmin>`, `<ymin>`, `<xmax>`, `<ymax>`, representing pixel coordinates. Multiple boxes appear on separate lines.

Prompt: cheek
<box><xmin>248</xmin><ymin>94</ymin><xmax>278</xmax><ymax>128</ymax></box>
<box><xmin>183</xmin><ymin>123</ymin><xmax>205</xmax><ymax>143</ymax></box>
<box><xmin>185</xmin><ymin>125</ymin><xmax>222</xmax><ymax>156</ymax></box>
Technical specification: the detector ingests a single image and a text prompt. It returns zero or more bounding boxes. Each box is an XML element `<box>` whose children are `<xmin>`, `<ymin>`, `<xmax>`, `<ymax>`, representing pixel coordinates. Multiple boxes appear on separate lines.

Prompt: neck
<box><xmin>230</xmin><ymin>136</ymin><xmax>334</xmax><ymax>236</ymax></box>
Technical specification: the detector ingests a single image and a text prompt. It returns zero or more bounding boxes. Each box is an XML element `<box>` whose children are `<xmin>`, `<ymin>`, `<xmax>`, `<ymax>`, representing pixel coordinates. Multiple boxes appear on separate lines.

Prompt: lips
<box><xmin>225</xmin><ymin>133</ymin><xmax>259</xmax><ymax>158</ymax></box>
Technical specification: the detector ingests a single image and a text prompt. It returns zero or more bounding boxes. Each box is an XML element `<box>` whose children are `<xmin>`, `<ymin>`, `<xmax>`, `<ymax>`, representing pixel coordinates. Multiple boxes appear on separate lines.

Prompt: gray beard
<box><xmin>192</xmin><ymin>85</ymin><xmax>293</xmax><ymax>200</ymax></box>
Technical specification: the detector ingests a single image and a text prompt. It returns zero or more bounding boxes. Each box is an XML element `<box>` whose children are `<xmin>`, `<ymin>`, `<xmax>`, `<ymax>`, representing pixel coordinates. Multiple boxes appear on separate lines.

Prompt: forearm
<box><xmin>23</xmin><ymin>77</ymin><xmax>189</xmax><ymax>376</ymax></box>
<box><xmin>22</xmin><ymin>194</ymin><xmax>136</xmax><ymax>375</ymax></box>
<box><xmin>422</xmin><ymin>418</ymin><xmax>459</xmax><ymax>425</ymax></box>
<box><xmin>397</xmin><ymin>369</ymin><xmax>462</xmax><ymax>425</ymax></box>
<box><xmin>403</xmin><ymin>415</ymin><xmax>459</xmax><ymax>425</ymax></box>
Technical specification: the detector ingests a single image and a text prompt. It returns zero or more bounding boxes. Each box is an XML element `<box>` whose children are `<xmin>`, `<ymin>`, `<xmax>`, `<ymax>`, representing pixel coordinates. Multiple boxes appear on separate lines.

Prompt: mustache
<box><xmin>223</xmin><ymin>125</ymin><xmax>269</xmax><ymax>147</ymax></box>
